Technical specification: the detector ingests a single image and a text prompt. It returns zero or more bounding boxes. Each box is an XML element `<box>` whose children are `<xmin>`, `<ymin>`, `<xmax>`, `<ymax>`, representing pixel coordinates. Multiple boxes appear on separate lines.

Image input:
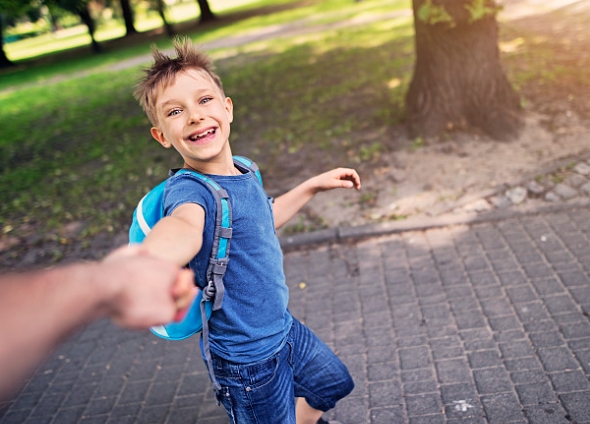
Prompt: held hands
<box><xmin>101</xmin><ymin>245</ymin><xmax>197</xmax><ymax>329</ymax></box>
<box><xmin>308</xmin><ymin>168</ymin><xmax>362</xmax><ymax>194</ymax></box>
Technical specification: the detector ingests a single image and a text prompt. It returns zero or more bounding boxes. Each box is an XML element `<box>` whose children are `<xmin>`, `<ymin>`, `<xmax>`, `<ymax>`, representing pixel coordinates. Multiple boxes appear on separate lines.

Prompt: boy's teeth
<box><xmin>190</xmin><ymin>129</ymin><xmax>214</xmax><ymax>141</ymax></box>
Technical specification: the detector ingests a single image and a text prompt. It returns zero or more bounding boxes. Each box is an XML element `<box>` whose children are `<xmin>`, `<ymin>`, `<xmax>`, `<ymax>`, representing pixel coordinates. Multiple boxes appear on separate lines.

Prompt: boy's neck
<box><xmin>183</xmin><ymin>156</ymin><xmax>240</xmax><ymax>176</ymax></box>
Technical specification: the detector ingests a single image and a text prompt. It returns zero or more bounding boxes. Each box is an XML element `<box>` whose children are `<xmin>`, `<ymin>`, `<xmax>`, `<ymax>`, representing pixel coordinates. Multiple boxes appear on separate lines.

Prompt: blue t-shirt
<box><xmin>163</xmin><ymin>165</ymin><xmax>292</xmax><ymax>363</ymax></box>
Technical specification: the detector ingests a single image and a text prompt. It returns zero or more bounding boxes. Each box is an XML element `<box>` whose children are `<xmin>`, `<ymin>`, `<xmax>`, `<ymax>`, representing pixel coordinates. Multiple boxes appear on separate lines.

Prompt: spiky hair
<box><xmin>134</xmin><ymin>36</ymin><xmax>224</xmax><ymax>126</ymax></box>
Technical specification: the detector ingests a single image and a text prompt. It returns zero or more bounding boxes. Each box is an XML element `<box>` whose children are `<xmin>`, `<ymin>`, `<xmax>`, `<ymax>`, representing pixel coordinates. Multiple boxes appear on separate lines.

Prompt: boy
<box><xmin>134</xmin><ymin>37</ymin><xmax>360</xmax><ymax>424</ymax></box>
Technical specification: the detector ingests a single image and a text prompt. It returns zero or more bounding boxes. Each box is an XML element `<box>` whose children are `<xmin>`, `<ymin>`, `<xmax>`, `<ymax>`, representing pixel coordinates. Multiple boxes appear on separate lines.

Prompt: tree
<box><xmin>0</xmin><ymin>13</ymin><xmax>13</xmax><ymax>68</ymax></box>
<box><xmin>0</xmin><ymin>0</ymin><xmax>35</xmax><ymax>68</ymax></box>
<box><xmin>119</xmin><ymin>0</ymin><xmax>137</xmax><ymax>36</ymax></box>
<box><xmin>152</xmin><ymin>0</ymin><xmax>174</xmax><ymax>37</ymax></box>
<box><xmin>44</xmin><ymin>0</ymin><xmax>101</xmax><ymax>53</ymax></box>
<box><xmin>405</xmin><ymin>0</ymin><xmax>522</xmax><ymax>141</ymax></box>
<box><xmin>196</xmin><ymin>0</ymin><xmax>215</xmax><ymax>24</ymax></box>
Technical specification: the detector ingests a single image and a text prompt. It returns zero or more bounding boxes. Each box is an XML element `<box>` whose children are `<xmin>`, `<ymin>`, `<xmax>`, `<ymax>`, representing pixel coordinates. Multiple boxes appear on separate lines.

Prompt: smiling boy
<box><xmin>134</xmin><ymin>37</ymin><xmax>360</xmax><ymax>424</ymax></box>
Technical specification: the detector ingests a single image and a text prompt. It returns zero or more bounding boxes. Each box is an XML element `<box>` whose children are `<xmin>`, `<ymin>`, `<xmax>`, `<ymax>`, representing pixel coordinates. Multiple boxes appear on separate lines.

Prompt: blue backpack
<box><xmin>128</xmin><ymin>156</ymin><xmax>262</xmax><ymax>390</ymax></box>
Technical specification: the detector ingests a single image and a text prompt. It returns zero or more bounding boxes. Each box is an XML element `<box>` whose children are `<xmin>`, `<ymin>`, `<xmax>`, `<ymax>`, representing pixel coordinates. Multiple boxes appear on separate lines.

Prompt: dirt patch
<box><xmin>285</xmin><ymin>112</ymin><xmax>590</xmax><ymax>234</ymax></box>
<box><xmin>275</xmin><ymin>0</ymin><xmax>590</xmax><ymax>236</ymax></box>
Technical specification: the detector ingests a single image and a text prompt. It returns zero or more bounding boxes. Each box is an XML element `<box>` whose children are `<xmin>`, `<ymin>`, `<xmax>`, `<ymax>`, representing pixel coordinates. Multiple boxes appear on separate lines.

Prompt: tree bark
<box><xmin>405</xmin><ymin>0</ymin><xmax>522</xmax><ymax>141</ymax></box>
<box><xmin>0</xmin><ymin>14</ymin><xmax>14</xmax><ymax>68</ymax></box>
<box><xmin>120</xmin><ymin>0</ymin><xmax>137</xmax><ymax>36</ymax></box>
<box><xmin>77</xmin><ymin>5</ymin><xmax>101</xmax><ymax>53</ymax></box>
<box><xmin>196</xmin><ymin>0</ymin><xmax>215</xmax><ymax>23</ymax></box>
<box><xmin>155</xmin><ymin>0</ymin><xmax>175</xmax><ymax>37</ymax></box>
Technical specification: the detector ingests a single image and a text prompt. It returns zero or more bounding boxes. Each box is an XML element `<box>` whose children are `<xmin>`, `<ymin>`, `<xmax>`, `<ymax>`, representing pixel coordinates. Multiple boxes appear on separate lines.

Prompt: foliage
<box><xmin>464</xmin><ymin>0</ymin><xmax>500</xmax><ymax>24</ymax></box>
<box><xmin>417</xmin><ymin>0</ymin><xmax>454</xmax><ymax>27</ymax></box>
<box><xmin>417</xmin><ymin>0</ymin><xmax>500</xmax><ymax>27</ymax></box>
<box><xmin>0</xmin><ymin>0</ymin><xmax>35</xmax><ymax>19</ymax></box>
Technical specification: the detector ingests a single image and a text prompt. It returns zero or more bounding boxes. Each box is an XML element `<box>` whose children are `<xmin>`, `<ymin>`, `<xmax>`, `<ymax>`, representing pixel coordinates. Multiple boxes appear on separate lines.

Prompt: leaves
<box><xmin>464</xmin><ymin>0</ymin><xmax>500</xmax><ymax>24</ymax></box>
<box><xmin>417</xmin><ymin>0</ymin><xmax>454</xmax><ymax>27</ymax></box>
<box><xmin>417</xmin><ymin>0</ymin><xmax>500</xmax><ymax>27</ymax></box>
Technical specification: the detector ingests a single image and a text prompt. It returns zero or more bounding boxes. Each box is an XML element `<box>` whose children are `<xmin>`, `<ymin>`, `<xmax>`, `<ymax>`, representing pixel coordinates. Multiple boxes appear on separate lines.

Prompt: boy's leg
<box><xmin>289</xmin><ymin>318</ymin><xmax>354</xmax><ymax>419</ymax></box>
<box><xmin>296</xmin><ymin>397</ymin><xmax>323</xmax><ymax>424</ymax></box>
<box><xmin>209</xmin><ymin>342</ymin><xmax>297</xmax><ymax>423</ymax></box>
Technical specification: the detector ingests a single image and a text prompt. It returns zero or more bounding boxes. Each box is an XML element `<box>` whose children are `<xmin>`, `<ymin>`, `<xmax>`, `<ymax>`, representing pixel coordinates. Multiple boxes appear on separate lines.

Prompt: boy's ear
<box><xmin>151</xmin><ymin>127</ymin><xmax>172</xmax><ymax>148</ymax></box>
<box><xmin>225</xmin><ymin>97</ymin><xmax>233</xmax><ymax>123</ymax></box>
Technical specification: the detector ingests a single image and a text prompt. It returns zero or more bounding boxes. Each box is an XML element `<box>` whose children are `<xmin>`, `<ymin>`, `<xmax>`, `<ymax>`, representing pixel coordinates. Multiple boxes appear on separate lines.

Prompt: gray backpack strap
<box><xmin>233</xmin><ymin>155</ymin><xmax>263</xmax><ymax>186</ymax></box>
<box><xmin>175</xmin><ymin>170</ymin><xmax>230</xmax><ymax>393</ymax></box>
<box><xmin>177</xmin><ymin>157</ymin><xmax>261</xmax><ymax>393</ymax></box>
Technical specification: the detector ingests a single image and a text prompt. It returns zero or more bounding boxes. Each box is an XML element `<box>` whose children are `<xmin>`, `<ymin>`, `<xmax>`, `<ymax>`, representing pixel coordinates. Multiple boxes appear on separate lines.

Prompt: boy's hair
<box><xmin>134</xmin><ymin>37</ymin><xmax>225</xmax><ymax>126</ymax></box>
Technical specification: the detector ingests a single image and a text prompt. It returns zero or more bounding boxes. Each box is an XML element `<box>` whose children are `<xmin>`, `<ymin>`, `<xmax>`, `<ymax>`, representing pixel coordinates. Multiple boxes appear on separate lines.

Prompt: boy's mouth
<box><xmin>188</xmin><ymin>128</ymin><xmax>216</xmax><ymax>142</ymax></box>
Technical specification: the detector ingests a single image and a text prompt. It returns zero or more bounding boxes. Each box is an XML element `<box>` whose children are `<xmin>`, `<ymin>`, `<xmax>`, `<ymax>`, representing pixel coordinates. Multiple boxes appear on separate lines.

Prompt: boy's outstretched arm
<box><xmin>273</xmin><ymin>168</ymin><xmax>361</xmax><ymax>229</ymax></box>
<box><xmin>142</xmin><ymin>203</ymin><xmax>206</xmax><ymax>266</ymax></box>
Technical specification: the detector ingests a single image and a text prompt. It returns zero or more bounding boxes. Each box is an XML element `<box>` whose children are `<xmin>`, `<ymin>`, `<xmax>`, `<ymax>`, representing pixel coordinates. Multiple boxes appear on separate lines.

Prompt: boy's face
<box><xmin>150</xmin><ymin>68</ymin><xmax>233</xmax><ymax>168</ymax></box>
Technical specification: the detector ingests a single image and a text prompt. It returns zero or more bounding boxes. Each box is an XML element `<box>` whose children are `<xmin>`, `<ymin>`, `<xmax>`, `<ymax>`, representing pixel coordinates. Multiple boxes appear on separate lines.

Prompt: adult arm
<box><xmin>0</xmin><ymin>245</ymin><xmax>196</xmax><ymax>400</ymax></box>
<box><xmin>273</xmin><ymin>168</ymin><xmax>361</xmax><ymax>229</ymax></box>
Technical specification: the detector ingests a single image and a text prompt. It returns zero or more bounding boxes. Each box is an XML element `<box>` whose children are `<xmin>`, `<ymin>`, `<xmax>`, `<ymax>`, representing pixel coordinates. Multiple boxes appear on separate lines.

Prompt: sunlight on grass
<box><xmin>0</xmin><ymin>0</ymin><xmax>414</xmax><ymax>244</ymax></box>
<box><xmin>4</xmin><ymin>0</ymin><xmax>265</xmax><ymax>61</ymax></box>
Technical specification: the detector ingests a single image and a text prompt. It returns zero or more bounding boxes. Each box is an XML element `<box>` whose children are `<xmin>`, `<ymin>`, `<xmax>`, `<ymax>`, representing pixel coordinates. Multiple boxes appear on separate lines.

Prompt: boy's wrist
<box><xmin>305</xmin><ymin>176</ymin><xmax>322</xmax><ymax>195</ymax></box>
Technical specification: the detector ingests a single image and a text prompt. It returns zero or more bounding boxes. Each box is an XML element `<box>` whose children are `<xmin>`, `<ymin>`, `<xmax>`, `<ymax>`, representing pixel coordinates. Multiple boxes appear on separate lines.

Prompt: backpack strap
<box><xmin>174</xmin><ymin>156</ymin><xmax>260</xmax><ymax>393</ymax></box>
<box><xmin>233</xmin><ymin>155</ymin><xmax>263</xmax><ymax>186</ymax></box>
<box><xmin>131</xmin><ymin>156</ymin><xmax>262</xmax><ymax>393</ymax></box>
<box><xmin>174</xmin><ymin>169</ymin><xmax>229</xmax><ymax>392</ymax></box>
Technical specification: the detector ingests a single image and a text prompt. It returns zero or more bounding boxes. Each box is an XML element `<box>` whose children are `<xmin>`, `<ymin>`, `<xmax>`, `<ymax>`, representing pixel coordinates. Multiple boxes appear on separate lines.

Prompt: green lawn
<box><xmin>0</xmin><ymin>0</ymin><xmax>414</xmax><ymax>250</ymax></box>
<box><xmin>2</xmin><ymin>0</ymin><xmax>575</xmax><ymax>256</ymax></box>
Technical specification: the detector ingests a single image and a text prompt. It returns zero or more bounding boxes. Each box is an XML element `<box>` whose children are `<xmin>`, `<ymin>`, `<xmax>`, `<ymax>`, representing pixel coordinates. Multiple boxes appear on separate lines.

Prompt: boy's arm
<box><xmin>141</xmin><ymin>203</ymin><xmax>206</xmax><ymax>265</ymax></box>
<box><xmin>273</xmin><ymin>168</ymin><xmax>361</xmax><ymax>229</ymax></box>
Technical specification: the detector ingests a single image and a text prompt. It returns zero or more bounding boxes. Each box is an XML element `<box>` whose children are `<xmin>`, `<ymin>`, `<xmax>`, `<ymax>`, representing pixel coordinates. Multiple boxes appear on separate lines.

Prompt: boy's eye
<box><xmin>200</xmin><ymin>97</ymin><xmax>213</xmax><ymax>104</ymax></box>
<box><xmin>167</xmin><ymin>109</ymin><xmax>181</xmax><ymax>117</ymax></box>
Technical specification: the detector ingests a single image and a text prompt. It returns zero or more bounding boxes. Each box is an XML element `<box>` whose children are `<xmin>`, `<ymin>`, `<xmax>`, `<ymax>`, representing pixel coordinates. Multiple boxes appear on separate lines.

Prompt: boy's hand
<box><xmin>309</xmin><ymin>168</ymin><xmax>362</xmax><ymax>193</ymax></box>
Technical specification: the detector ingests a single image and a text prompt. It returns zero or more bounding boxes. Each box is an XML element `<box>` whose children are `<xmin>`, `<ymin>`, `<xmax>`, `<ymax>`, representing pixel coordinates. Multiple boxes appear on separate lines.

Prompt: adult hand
<box><xmin>101</xmin><ymin>245</ymin><xmax>197</xmax><ymax>329</ymax></box>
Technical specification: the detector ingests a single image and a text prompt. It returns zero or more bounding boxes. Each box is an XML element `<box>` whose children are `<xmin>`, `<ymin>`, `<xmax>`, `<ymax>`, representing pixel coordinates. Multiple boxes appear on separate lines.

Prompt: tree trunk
<box><xmin>120</xmin><ymin>0</ymin><xmax>137</xmax><ymax>36</ymax></box>
<box><xmin>196</xmin><ymin>0</ymin><xmax>215</xmax><ymax>23</ymax></box>
<box><xmin>48</xmin><ymin>9</ymin><xmax>62</xmax><ymax>33</ymax></box>
<box><xmin>405</xmin><ymin>0</ymin><xmax>522</xmax><ymax>141</ymax></box>
<box><xmin>77</xmin><ymin>5</ymin><xmax>101</xmax><ymax>53</ymax></box>
<box><xmin>0</xmin><ymin>14</ymin><xmax>14</xmax><ymax>68</ymax></box>
<box><xmin>155</xmin><ymin>0</ymin><xmax>175</xmax><ymax>37</ymax></box>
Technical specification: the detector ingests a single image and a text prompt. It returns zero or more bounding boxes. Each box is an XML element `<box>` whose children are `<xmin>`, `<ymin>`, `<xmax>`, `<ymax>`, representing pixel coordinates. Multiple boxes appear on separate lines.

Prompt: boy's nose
<box><xmin>188</xmin><ymin>108</ymin><xmax>205</xmax><ymax>124</ymax></box>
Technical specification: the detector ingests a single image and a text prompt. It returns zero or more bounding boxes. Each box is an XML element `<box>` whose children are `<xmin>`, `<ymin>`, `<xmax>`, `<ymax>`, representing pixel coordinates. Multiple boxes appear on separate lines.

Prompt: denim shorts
<box><xmin>209</xmin><ymin>317</ymin><xmax>354</xmax><ymax>423</ymax></box>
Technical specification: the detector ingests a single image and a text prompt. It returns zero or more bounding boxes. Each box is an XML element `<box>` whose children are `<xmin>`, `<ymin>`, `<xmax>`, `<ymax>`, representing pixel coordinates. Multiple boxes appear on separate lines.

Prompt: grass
<box><xmin>3</xmin><ymin>0</ymin><xmax>262</xmax><ymax>61</ymax></box>
<box><xmin>0</xmin><ymin>0</ymin><xmax>414</xmax><ymax>248</ymax></box>
<box><xmin>3</xmin><ymin>0</ymin><xmax>586</xmax><ymax>252</ymax></box>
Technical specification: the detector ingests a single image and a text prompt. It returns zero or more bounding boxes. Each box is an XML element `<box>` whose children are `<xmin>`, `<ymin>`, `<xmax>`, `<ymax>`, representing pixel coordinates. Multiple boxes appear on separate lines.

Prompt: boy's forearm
<box><xmin>273</xmin><ymin>179</ymin><xmax>316</xmax><ymax>229</ymax></box>
<box><xmin>142</xmin><ymin>215</ymin><xmax>203</xmax><ymax>266</ymax></box>
<box><xmin>273</xmin><ymin>168</ymin><xmax>361</xmax><ymax>229</ymax></box>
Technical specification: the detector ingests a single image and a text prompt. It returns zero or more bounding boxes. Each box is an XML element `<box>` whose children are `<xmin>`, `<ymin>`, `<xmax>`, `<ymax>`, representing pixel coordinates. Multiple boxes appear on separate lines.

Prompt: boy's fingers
<box><xmin>340</xmin><ymin>172</ymin><xmax>361</xmax><ymax>190</ymax></box>
<box><xmin>172</xmin><ymin>269</ymin><xmax>197</xmax><ymax>307</ymax></box>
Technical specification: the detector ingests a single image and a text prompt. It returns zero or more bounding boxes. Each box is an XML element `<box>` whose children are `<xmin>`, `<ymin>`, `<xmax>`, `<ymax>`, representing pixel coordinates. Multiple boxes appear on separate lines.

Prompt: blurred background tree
<box><xmin>119</xmin><ymin>0</ymin><xmax>137</xmax><ymax>36</ymax></box>
<box><xmin>0</xmin><ymin>0</ymin><xmax>216</xmax><ymax>65</ymax></box>
<box><xmin>0</xmin><ymin>0</ymin><xmax>35</xmax><ymax>67</ymax></box>
<box><xmin>45</xmin><ymin>0</ymin><xmax>101</xmax><ymax>52</ymax></box>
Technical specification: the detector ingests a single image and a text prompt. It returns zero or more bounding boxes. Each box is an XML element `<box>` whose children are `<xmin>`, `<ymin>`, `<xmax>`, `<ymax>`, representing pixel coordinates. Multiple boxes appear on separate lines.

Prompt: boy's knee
<box><xmin>339</xmin><ymin>368</ymin><xmax>355</xmax><ymax>399</ymax></box>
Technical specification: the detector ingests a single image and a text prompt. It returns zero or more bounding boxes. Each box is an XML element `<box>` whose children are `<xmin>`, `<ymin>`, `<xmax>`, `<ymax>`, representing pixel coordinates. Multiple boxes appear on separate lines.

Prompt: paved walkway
<box><xmin>2</xmin><ymin>204</ymin><xmax>590</xmax><ymax>423</ymax></box>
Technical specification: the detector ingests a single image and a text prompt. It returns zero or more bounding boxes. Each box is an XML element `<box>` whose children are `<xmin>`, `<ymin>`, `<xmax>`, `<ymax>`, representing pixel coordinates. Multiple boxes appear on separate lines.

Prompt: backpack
<box><xmin>128</xmin><ymin>156</ymin><xmax>262</xmax><ymax>390</ymax></box>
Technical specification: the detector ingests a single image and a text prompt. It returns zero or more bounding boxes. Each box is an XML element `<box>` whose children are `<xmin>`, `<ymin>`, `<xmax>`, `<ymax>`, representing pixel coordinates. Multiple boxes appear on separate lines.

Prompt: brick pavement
<box><xmin>2</xmin><ymin>207</ymin><xmax>590</xmax><ymax>423</ymax></box>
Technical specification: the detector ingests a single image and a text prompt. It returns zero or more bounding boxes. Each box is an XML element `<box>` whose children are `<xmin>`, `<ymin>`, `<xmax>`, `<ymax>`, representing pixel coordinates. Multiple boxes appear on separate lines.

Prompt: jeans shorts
<box><xmin>209</xmin><ymin>317</ymin><xmax>354</xmax><ymax>423</ymax></box>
